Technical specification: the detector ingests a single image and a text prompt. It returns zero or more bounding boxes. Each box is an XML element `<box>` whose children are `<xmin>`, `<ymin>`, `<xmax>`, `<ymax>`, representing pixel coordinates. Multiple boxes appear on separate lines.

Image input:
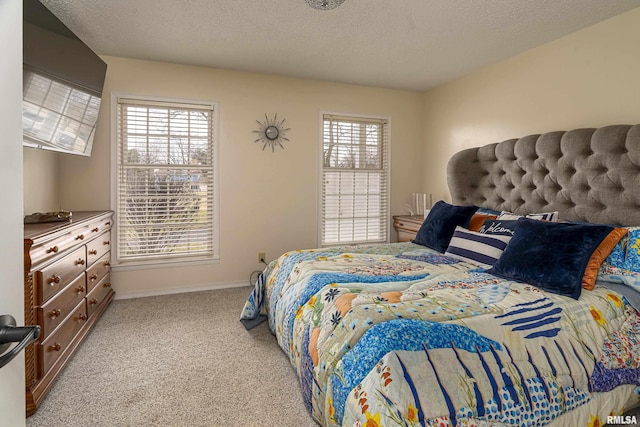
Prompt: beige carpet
<box><xmin>27</xmin><ymin>287</ymin><xmax>316</xmax><ymax>427</ymax></box>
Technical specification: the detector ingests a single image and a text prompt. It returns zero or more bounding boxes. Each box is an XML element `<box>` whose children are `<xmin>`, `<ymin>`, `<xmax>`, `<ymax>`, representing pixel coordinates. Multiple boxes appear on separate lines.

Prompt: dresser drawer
<box><xmin>35</xmin><ymin>246</ymin><xmax>87</xmax><ymax>304</ymax></box>
<box><xmin>85</xmin><ymin>216</ymin><xmax>113</xmax><ymax>238</ymax></box>
<box><xmin>29</xmin><ymin>232</ymin><xmax>78</xmax><ymax>268</ymax></box>
<box><xmin>38</xmin><ymin>274</ymin><xmax>87</xmax><ymax>339</ymax></box>
<box><xmin>38</xmin><ymin>301</ymin><xmax>87</xmax><ymax>375</ymax></box>
<box><xmin>86</xmin><ymin>230</ymin><xmax>111</xmax><ymax>266</ymax></box>
<box><xmin>86</xmin><ymin>252</ymin><xmax>110</xmax><ymax>292</ymax></box>
<box><xmin>87</xmin><ymin>273</ymin><xmax>112</xmax><ymax>318</ymax></box>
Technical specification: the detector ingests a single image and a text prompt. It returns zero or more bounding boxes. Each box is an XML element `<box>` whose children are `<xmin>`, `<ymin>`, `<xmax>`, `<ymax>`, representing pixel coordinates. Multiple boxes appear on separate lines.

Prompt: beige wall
<box><xmin>422</xmin><ymin>7</ymin><xmax>640</xmax><ymax>202</ymax></box>
<box><xmin>53</xmin><ymin>57</ymin><xmax>424</xmax><ymax>296</ymax></box>
<box><xmin>23</xmin><ymin>147</ymin><xmax>59</xmax><ymax>214</ymax></box>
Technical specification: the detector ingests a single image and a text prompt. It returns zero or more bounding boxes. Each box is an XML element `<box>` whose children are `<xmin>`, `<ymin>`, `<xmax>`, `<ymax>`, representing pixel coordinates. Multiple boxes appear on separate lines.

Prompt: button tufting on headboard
<box><xmin>447</xmin><ymin>124</ymin><xmax>640</xmax><ymax>226</ymax></box>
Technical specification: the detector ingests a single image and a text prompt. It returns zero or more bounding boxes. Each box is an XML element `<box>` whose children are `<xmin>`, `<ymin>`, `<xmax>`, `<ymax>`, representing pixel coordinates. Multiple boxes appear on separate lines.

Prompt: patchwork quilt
<box><xmin>241</xmin><ymin>242</ymin><xmax>640</xmax><ymax>427</ymax></box>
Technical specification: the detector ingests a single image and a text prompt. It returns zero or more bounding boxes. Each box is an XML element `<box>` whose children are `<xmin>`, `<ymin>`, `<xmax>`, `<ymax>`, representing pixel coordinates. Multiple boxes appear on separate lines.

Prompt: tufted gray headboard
<box><xmin>447</xmin><ymin>124</ymin><xmax>640</xmax><ymax>226</ymax></box>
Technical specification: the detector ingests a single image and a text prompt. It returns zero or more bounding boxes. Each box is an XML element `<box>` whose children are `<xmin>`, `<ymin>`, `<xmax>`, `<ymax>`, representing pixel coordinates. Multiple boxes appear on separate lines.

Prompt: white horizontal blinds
<box><xmin>23</xmin><ymin>71</ymin><xmax>100</xmax><ymax>154</ymax></box>
<box><xmin>322</xmin><ymin>114</ymin><xmax>389</xmax><ymax>245</ymax></box>
<box><xmin>116</xmin><ymin>97</ymin><xmax>215</xmax><ymax>262</ymax></box>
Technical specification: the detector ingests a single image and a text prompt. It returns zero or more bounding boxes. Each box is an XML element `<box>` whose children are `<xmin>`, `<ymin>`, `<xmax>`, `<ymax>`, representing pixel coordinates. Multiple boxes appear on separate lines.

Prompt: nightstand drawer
<box><xmin>397</xmin><ymin>229</ymin><xmax>417</xmax><ymax>242</ymax></box>
<box><xmin>392</xmin><ymin>215</ymin><xmax>424</xmax><ymax>242</ymax></box>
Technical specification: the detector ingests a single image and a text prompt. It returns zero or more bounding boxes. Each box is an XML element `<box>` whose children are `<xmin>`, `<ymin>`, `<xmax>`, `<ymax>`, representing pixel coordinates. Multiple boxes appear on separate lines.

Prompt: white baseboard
<box><xmin>113</xmin><ymin>280</ymin><xmax>251</xmax><ymax>300</ymax></box>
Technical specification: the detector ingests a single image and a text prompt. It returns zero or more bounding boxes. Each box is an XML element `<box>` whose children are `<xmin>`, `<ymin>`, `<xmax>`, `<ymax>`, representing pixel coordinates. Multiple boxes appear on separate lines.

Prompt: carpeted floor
<box><xmin>27</xmin><ymin>287</ymin><xmax>316</xmax><ymax>427</ymax></box>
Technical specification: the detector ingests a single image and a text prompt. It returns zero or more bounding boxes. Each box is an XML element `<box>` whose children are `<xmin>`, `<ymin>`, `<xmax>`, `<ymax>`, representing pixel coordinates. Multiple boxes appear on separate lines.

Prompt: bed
<box><xmin>241</xmin><ymin>124</ymin><xmax>640</xmax><ymax>427</ymax></box>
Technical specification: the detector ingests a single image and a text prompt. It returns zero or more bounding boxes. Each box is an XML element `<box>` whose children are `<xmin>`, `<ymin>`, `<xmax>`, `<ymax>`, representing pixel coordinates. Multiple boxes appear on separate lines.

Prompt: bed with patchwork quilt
<box><xmin>241</xmin><ymin>241</ymin><xmax>640</xmax><ymax>426</ymax></box>
<box><xmin>241</xmin><ymin>124</ymin><xmax>640</xmax><ymax>426</ymax></box>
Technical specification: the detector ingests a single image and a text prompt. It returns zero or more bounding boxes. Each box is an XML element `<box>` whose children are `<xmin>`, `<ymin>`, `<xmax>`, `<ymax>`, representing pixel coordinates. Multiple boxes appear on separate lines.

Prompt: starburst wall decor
<box><xmin>253</xmin><ymin>113</ymin><xmax>290</xmax><ymax>152</ymax></box>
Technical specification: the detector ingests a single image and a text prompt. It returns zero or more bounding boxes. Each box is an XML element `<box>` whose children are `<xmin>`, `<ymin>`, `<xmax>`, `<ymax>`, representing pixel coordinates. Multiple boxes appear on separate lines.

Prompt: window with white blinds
<box><xmin>321</xmin><ymin>113</ymin><xmax>389</xmax><ymax>246</ymax></box>
<box><xmin>115</xmin><ymin>97</ymin><xmax>217</xmax><ymax>263</ymax></box>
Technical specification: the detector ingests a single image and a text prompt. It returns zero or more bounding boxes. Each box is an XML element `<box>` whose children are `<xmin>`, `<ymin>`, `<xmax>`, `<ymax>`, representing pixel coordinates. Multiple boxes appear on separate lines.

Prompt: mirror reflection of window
<box><xmin>22</xmin><ymin>71</ymin><xmax>101</xmax><ymax>156</ymax></box>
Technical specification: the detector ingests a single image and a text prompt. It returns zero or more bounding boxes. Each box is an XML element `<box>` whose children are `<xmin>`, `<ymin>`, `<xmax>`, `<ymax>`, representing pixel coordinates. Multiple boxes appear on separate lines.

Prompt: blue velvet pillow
<box><xmin>413</xmin><ymin>201</ymin><xmax>478</xmax><ymax>253</ymax></box>
<box><xmin>487</xmin><ymin>218</ymin><xmax>614</xmax><ymax>299</ymax></box>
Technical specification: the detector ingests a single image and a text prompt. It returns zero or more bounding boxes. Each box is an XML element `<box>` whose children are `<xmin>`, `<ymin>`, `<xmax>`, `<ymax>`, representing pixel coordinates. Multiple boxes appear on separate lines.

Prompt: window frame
<box><xmin>110</xmin><ymin>93</ymin><xmax>220</xmax><ymax>270</ymax></box>
<box><xmin>317</xmin><ymin>111</ymin><xmax>391</xmax><ymax>247</ymax></box>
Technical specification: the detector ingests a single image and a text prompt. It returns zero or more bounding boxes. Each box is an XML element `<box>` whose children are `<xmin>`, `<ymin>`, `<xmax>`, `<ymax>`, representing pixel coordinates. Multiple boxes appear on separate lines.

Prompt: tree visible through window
<box><xmin>115</xmin><ymin>97</ymin><xmax>217</xmax><ymax>263</ymax></box>
<box><xmin>321</xmin><ymin>114</ymin><xmax>389</xmax><ymax>246</ymax></box>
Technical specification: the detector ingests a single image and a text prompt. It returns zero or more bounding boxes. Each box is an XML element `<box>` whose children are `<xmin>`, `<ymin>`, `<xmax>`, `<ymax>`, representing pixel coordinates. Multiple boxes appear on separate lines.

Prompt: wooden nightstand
<box><xmin>393</xmin><ymin>215</ymin><xmax>425</xmax><ymax>242</ymax></box>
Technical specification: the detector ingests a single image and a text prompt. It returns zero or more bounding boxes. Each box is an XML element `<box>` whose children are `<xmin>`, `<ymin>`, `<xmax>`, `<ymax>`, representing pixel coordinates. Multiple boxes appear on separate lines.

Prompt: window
<box><xmin>320</xmin><ymin>113</ymin><xmax>389</xmax><ymax>246</ymax></box>
<box><xmin>114</xmin><ymin>96</ymin><xmax>218</xmax><ymax>264</ymax></box>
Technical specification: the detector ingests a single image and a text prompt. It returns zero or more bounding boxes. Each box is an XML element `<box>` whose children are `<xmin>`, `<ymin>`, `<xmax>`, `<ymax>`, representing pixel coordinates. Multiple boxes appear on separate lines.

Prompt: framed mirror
<box><xmin>265</xmin><ymin>125</ymin><xmax>279</xmax><ymax>140</ymax></box>
<box><xmin>253</xmin><ymin>114</ymin><xmax>290</xmax><ymax>152</ymax></box>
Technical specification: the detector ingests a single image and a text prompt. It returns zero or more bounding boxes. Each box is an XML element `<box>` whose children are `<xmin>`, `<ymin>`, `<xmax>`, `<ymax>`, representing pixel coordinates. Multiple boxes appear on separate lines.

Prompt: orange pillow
<box><xmin>467</xmin><ymin>214</ymin><xmax>498</xmax><ymax>232</ymax></box>
<box><xmin>582</xmin><ymin>227</ymin><xmax>628</xmax><ymax>290</ymax></box>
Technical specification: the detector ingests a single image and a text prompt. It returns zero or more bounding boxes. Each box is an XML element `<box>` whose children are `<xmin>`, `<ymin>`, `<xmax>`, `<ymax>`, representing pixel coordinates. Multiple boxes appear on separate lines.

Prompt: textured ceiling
<box><xmin>40</xmin><ymin>0</ymin><xmax>639</xmax><ymax>91</ymax></box>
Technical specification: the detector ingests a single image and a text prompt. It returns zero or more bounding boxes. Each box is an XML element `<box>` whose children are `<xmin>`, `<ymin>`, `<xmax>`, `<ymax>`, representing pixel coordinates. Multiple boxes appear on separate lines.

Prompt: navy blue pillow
<box><xmin>487</xmin><ymin>218</ymin><xmax>614</xmax><ymax>299</ymax></box>
<box><xmin>413</xmin><ymin>201</ymin><xmax>478</xmax><ymax>252</ymax></box>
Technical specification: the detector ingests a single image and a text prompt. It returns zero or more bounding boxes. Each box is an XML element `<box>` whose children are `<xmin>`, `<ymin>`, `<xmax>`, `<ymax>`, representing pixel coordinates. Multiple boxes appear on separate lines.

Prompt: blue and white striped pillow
<box><xmin>445</xmin><ymin>226</ymin><xmax>512</xmax><ymax>268</ymax></box>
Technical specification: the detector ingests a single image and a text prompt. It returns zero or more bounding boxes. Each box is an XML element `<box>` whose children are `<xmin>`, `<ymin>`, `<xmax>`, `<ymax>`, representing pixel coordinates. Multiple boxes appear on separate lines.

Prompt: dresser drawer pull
<box><xmin>91</xmin><ymin>227</ymin><xmax>99</xmax><ymax>232</ymax></box>
<box><xmin>88</xmin><ymin>249</ymin><xmax>98</xmax><ymax>255</ymax></box>
<box><xmin>46</xmin><ymin>245</ymin><xmax>59</xmax><ymax>254</ymax></box>
<box><xmin>103</xmin><ymin>240</ymin><xmax>110</xmax><ymax>246</ymax></box>
<box><xmin>78</xmin><ymin>314</ymin><xmax>88</xmax><ymax>321</ymax></box>
<box><xmin>75</xmin><ymin>234</ymin><xmax>85</xmax><ymax>241</ymax></box>
<box><xmin>89</xmin><ymin>274</ymin><xmax>98</xmax><ymax>281</ymax></box>
<box><xmin>76</xmin><ymin>285</ymin><xmax>86</xmax><ymax>293</ymax></box>
<box><xmin>105</xmin><ymin>221</ymin><xmax>111</xmax><ymax>226</ymax></box>
<box><xmin>104</xmin><ymin>282</ymin><xmax>112</xmax><ymax>288</ymax></box>
<box><xmin>104</xmin><ymin>261</ymin><xmax>111</xmax><ymax>267</ymax></box>
<box><xmin>48</xmin><ymin>343</ymin><xmax>61</xmax><ymax>352</ymax></box>
<box><xmin>48</xmin><ymin>275</ymin><xmax>61</xmax><ymax>285</ymax></box>
<box><xmin>49</xmin><ymin>309</ymin><xmax>62</xmax><ymax>319</ymax></box>
<box><xmin>89</xmin><ymin>298</ymin><xmax>98</xmax><ymax>305</ymax></box>
<box><xmin>75</xmin><ymin>259</ymin><xmax>85</xmax><ymax>266</ymax></box>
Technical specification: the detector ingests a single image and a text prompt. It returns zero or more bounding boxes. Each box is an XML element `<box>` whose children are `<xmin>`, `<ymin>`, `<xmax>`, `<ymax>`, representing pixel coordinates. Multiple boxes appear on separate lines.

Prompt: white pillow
<box><xmin>498</xmin><ymin>210</ymin><xmax>559</xmax><ymax>222</ymax></box>
<box><xmin>445</xmin><ymin>226</ymin><xmax>512</xmax><ymax>268</ymax></box>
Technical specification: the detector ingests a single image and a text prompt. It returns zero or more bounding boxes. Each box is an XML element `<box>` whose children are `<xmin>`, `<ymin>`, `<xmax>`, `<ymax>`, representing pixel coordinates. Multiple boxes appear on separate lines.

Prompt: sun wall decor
<box><xmin>253</xmin><ymin>113</ymin><xmax>290</xmax><ymax>152</ymax></box>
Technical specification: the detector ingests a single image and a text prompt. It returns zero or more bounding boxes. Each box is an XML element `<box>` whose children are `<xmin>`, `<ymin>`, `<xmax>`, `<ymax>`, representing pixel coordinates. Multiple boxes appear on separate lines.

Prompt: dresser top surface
<box><xmin>24</xmin><ymin>211</ymin><xmax>112</xmax><ymax>241</ymax></box>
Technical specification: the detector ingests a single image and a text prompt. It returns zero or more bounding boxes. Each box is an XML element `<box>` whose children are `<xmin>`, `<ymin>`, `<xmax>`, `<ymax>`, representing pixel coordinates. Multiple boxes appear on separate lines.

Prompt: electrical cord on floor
<box><xmin>249</xmin><ymin>258</ymin><xmax>269</xmax><ymax>286</ymax></box>
<box><xmin>249</xmin><ymin>270</ymin><xmax>262</xmax><ymax>286</ymax></box>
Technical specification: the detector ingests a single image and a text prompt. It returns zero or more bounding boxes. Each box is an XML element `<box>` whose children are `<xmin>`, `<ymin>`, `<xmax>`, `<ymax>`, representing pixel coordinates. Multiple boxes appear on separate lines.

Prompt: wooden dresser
<box><xmin>23</xmin><ymin>210</ymin><xmax>115</xmax><ymax>416</ymax></box>
<box><xmin>392</xmin><ymin>215</ymin><xmax>425</xmax><ymax>242</ymax></box>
